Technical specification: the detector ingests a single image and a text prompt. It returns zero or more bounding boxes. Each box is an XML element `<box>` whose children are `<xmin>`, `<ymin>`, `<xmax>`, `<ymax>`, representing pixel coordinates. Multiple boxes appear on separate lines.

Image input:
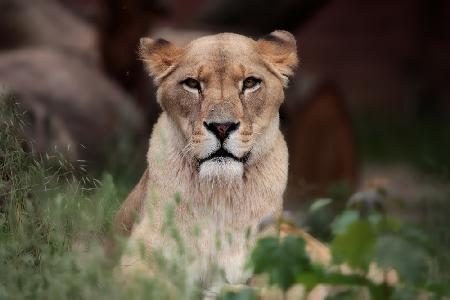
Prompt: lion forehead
<box><xmin>182</xmin><ymin>33</ymin><xmax>258</xmax><ymax>64</ymax></box>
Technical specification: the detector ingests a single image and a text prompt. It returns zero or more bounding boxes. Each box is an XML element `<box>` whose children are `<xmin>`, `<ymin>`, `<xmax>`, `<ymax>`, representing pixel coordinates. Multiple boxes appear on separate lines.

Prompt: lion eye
<box><xmin>182</xmin><ymin>78</ymin><xmax>201</xmax><ymax>91</ymax></box>
<box><xmin>242</xmin><ymin>77</ymin><xmax>261</xmax><ymax>91</ymax></box>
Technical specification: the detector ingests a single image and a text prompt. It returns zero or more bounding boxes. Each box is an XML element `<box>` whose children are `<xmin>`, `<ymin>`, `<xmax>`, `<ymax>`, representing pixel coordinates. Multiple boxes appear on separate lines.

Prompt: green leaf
<box><xmin>331</xmin><ymin>210</ymin><xmax>360</xmax><ymax>235</ymax></box>
<box><xmin>390</xmin><ymin>286</ymin><xmax>418</xmax><ymax>300</ymax></box>
<box><xmin>320</xmin><ymin>272</ymin><xmax>369</xmax><ymax>286</ymax></box>
<box><xmin>218</xmin><ymin>288</ymin><xmax>257</xmax><ymax>300</ymax></box>
<box><xmin>424</xmin><ymin>281</ymin><xmax>450</xmax><ymax>298</ymax></box>
<box><xmin>297</xmin><ymin>268</ymin><xmax>393</xmax><ymax>300</ymax></box>
<box><xmin>375</xmin><ymin>234</ymin><xmax>428</xmax><ymax>285</ymax></box>
<box><xmin>309</xmin><ymin>198</ymin><xmax>333</xmax><ymax>213</ymax></box>
<box><xmin>249</xmin><ymin>236</ymin><xmax>311</xmax><ymax>291</ymax></box>
<box><xmin>331</xmin><ymin>220</ymin><xmax>376</xmax><ymax>271</ymax></box>
<box><xmin>325</xmin><ymin>290</ymin><xmax>357</xmax><ymax>300</ymax></box>
<box><xmin>398</xmin><ymin>225</ymin><xmax>429</xmax><ymax>247</ymax></box>
<box><xmin>296</xmin><ymin>271</ymin><xmax>323</xmax><ymax>291</ymax></box>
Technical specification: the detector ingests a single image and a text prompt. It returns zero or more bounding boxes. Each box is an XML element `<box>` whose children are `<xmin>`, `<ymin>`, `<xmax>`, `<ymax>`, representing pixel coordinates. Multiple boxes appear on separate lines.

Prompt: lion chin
<box><xmin>198</xmin><ymin>157</ymin><xmax>244</xmax><ymax>183</ymax></box>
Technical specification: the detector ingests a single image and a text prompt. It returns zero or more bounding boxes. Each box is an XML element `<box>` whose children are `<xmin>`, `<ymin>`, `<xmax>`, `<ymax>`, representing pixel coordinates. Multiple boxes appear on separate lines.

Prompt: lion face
<box><xmin>140</xmin><ymin>31</ymin><xmax>297</xmax><ymax>182</ymax></box>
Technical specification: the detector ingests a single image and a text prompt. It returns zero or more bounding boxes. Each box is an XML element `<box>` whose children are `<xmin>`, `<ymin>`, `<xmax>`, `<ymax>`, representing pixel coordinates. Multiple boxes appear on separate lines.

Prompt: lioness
<box><xmin>115</xmin><ymin>30</ymin><xmax>326</xmax><ymax>294</ymax></box>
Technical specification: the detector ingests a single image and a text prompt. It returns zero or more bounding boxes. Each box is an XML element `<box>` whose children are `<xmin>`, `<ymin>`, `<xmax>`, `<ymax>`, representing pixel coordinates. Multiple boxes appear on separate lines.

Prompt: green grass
<box><xmin>0</xmin><ymin>100</ymin><xmax>119</xmax><ymax>299</ymax></box>
<box><xmin>0</xmin><ymin>100</ymin><xmax>202</xmax><ymax>299</ymax></box>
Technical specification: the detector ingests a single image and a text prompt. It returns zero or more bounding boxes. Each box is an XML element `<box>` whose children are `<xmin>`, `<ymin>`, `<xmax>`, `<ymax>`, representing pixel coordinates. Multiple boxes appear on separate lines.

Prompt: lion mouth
<box><xmin>199</xmin><ymin>148</ymin><xmax>249</xmax><ymax>165</ymax></box>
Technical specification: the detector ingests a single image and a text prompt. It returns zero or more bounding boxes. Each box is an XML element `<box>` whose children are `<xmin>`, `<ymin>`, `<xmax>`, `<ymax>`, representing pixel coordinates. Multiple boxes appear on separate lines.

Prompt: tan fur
<box><xmin>115</xmin><ymin>31</ymin><xmax>330</xmax><ymax>295</ymax></box>
<box><xmin>114</xmin><ymin>168</ymin><xmax>149</xmax><ymax>236</ymax></box>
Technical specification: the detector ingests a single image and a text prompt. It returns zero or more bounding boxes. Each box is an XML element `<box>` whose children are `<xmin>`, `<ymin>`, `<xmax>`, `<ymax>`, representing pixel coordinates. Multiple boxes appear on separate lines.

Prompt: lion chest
<box><xmin>146</xmin><ymin>187</ymin><xmax>276</xmax><ymax>285</ymax></box>
<box><xmin>169</xmin><ymin>209</ymin><xmax>259</xmax><ymax>286</ymax></box>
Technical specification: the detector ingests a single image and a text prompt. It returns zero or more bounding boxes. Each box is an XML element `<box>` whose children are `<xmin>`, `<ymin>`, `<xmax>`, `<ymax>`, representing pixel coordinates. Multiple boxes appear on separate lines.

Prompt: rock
<box><xmin>0</xmin><ymin>47</ymin><xmax>143</xmax><ymax>161</ymax></box>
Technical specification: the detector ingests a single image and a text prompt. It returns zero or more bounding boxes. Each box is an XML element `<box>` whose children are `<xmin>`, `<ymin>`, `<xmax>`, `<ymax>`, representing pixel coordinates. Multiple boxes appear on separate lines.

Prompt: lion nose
<box><xmin>204</xmin><ymin>122</ymin><xmax>240</xmax><ymax>141</ymax></box>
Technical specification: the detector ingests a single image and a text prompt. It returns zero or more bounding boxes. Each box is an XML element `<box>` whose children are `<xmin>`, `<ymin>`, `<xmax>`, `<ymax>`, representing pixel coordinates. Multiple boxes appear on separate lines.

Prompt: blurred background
<box><xmin>0</xmin><ymin>0</ymin><xmax>449</xmax><ymax>235</ymax></box>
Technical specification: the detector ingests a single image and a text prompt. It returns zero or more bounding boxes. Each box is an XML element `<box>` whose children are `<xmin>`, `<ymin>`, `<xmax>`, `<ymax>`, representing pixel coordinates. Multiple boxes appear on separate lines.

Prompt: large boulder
<box><xmin>0</xmin><ymin>0</ymin><xmax>99</xmax><ymax>64</ymax></box>
<box><xmin>0</xmin><ymin>48</ymin><xmax>143</xmax><ymax>161</ymax></box>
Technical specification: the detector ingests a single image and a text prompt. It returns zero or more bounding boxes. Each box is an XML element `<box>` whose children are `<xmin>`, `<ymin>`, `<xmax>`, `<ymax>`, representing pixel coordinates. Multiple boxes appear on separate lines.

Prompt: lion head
<box><xmin>140</xmin><ymin>31</ymin><xmax>298</xmax><ymax>182</ymax></box>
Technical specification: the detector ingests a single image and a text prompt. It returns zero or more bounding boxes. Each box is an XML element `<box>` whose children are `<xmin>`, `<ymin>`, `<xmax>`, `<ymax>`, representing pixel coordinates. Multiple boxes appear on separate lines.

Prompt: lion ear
<box><xmin>139</xmin><ymin>37</ymin><xmax>184</xmax><ymax>82</ymax></box>
<box><xmin>257</xmin><ymin>30</ymin><xmax>298</xmax><ymax>87</ymax></box>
